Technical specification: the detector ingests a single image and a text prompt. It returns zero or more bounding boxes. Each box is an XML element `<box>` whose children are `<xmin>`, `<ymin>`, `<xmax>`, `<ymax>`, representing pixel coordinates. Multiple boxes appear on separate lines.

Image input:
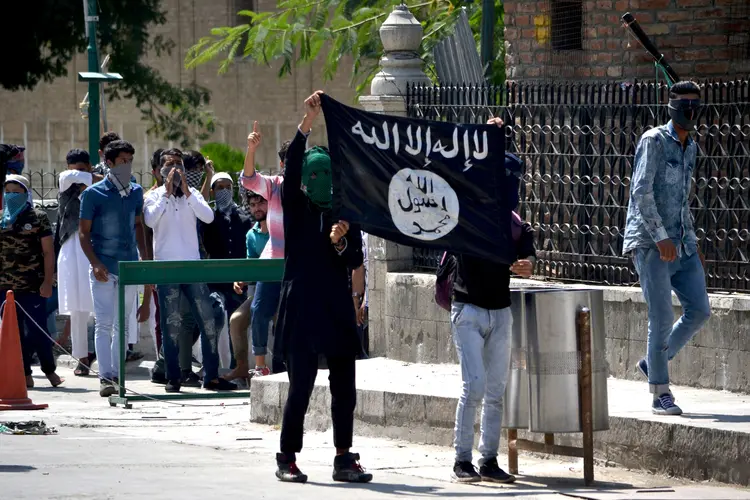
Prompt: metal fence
<box><xmin>406</xmin><ymin>80</ymin><xmax>750</xmax><ymax>293</ymax></box>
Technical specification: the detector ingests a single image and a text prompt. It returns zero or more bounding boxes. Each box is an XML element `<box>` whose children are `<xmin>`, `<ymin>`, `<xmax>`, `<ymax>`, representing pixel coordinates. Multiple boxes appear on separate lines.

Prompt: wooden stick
<box><xmin>577</xmin><ymin>307</ymin><xmax>594</xmax><ymax>485</ymax></box>
<box><xmin>515</xmin><ymin>438</ymin><xmax>584</xmax><ymax>458</ymax></box>
<box><xmin>507</xmin><ymin>429</ymin><xmax>518</xmax><ymax>474</ymax></box>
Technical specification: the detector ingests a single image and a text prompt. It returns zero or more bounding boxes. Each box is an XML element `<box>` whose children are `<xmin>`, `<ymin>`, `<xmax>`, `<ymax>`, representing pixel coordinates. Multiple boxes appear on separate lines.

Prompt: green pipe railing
<box><xmin>109</xmin><ymin>258</ymin><xmax>284</xmax><ymax>408</ymax></box>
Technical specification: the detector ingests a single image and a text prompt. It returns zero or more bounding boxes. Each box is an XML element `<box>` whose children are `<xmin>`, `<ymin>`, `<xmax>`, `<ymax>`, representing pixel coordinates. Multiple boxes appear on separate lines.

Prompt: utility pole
<box><xmin>78</xmin><ymin>0</ymin><xmax>122</xmax><ymax>162</ymax></box>
<box><xmin>85</xmin><ymin>0</ymin><xmax>100</xmax><ymax>160</ymax></box>
<box><xmin>480</xmin><ymin>0</ymin><xmax>495</xmax><ymax>78</ymax></box>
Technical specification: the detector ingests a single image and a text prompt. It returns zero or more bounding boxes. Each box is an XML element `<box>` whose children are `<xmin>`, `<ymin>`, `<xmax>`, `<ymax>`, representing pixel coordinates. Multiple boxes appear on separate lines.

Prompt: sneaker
<box><xmin>479</xmin><ymin>458</ymin><xmax>516</xmax><ymax>483</ymax></box>
<box><xmin>181</xmin><ymin>370</ymin><xmax>202</xmax><ymax>388</ymax></box>
<box><xmin>165</xmin><ymin>380</ymin><xmax>181</xmax><ymax>393</ymax></box>
<box><xmin>452</xmin><ymin>461</ymin><xmax>481</xmax><ymax>483</ymax></box>
<box><xmin>275</xmin><ymin>453</ymin><xmax>308</xmax><ymax>483</ymax></box>
<box><xmin>636</xmin><ymin>358</ymin><xmax>648</xmax><ymax>379</ymax></box>
<box><xmin>332</xmin><ymin>452</ymin><xmax>373</xmax><ymax>483</ymax></box>
<box><xmin>652</xmin><ymin>393</ymin><xmax>683</xmax><ymax>416</ymax></box>
<box><xmin>99</xmin><ymin>379</ymin><xmax>116</xmax><ymax>397</ymax></box>
<box><xmin>203</xmin><ymin>377</ymin><xmax>238</xmax><ymax>391</ymax></box>
<box><xmin>637</xmin><ymin>359</ymin><xmax>676</xmax><ymax>402</ymax></box>
<box><xmin>250</xmin><ymin>366</ymin><xmax>271</xmax><ymax>378</ymax></box>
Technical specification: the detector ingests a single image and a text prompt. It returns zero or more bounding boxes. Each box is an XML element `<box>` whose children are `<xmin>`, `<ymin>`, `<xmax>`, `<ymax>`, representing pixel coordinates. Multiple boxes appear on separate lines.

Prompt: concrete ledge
<box><xmin>251</xmin><ymin>358</ymin><xmax>750</xmax><ymax>487</ymax></box>
<box><xmin>377</xmin><ymin>273</ymin><xmax>750</xmax><ymax>393</ymax></box>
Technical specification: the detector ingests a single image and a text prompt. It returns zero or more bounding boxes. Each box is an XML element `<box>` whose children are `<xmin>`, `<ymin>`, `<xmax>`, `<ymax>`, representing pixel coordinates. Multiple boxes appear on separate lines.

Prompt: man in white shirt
<box><xmin>143</xmin><ymin>148</ymin><xmax>237</xmax><ymax>393</ymax></box>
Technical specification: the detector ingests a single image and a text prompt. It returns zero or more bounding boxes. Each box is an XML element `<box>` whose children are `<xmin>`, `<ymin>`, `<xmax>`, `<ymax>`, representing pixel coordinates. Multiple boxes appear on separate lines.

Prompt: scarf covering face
<box><xmin>301</xmin><ymin>147</ymin><xmax>332</xmax><ymax>209</ymax></box>
<box><xmin>214</xmin><ymin>189</ymin><xmax>234</xmax><ymax>213</ymax></box>
<box><xmin>108</xmin><ymin>162</ymin><xmax>133</xmax><ymax>197</ymax></box>
<box><xmin>186</xmin><ymin>169</ymin><xmax>203</xmax><ymax>190</ymax></box>
<box><xmin>1</xmin><ymin>190</ymin><xmax>29</xmax><ymax>228</ymax></box>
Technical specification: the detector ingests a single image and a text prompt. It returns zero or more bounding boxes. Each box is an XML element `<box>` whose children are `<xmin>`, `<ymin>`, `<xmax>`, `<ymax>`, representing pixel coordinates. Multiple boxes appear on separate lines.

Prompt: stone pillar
<box><xmin>358</xmin><ymin>5</ymin><xmax>430</xmax><ymax>358</ymax></box>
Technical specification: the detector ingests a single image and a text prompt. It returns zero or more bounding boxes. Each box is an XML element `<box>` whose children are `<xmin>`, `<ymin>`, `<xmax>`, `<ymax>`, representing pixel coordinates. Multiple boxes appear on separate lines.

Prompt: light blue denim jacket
<box><xmin>623</xmin><ymin>121</ymin><xmax>698</xmax><ymax>256</ymax></box>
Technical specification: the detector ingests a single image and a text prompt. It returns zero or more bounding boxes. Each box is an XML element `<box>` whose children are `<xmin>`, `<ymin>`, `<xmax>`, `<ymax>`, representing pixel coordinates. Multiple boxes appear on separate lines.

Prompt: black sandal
<box><xmin>74</xmin><ymin>362</ymin><xmax>90</xmax><ymax>376</ymax></box>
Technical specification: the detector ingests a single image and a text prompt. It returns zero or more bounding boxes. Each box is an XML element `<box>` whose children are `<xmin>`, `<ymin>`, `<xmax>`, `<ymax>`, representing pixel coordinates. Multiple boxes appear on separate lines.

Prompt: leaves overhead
<box><xmin>185</xmin><ymin>0</ymin><xmax>505</xmax><ymax>98</ymax></box>
<box><xmin>1</xmin><ymin>0</ymin><xmax>214</xmax><ymax>148</ymax></box>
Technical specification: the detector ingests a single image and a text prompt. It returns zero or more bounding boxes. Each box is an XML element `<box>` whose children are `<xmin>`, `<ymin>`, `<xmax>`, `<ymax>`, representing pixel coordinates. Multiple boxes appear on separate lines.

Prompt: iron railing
<box><xmin>407</xmin><ymin>80</ymin><xmax>750</xmax><ymax>293</ymax></box>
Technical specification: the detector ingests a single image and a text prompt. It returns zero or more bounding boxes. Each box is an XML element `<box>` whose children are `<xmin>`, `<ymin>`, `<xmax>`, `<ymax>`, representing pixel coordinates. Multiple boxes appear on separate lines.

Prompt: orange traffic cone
<box><xmin>0</xmin><ymin>290</ymin><xmax>48</xmax><ymax>411</ymax></box>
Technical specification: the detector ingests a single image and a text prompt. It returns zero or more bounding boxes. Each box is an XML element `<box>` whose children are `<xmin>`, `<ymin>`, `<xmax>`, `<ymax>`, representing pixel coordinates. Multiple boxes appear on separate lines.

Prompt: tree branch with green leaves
<box><xmin>185</xmin><ymin>0</ymin><xmax>505</xmax><ymax>98</ymax></box>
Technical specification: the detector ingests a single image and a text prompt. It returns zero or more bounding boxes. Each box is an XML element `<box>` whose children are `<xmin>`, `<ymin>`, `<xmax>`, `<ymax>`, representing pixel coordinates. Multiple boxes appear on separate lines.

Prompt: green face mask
<box><xmin>301</xmin><ymin>147</ymin><xmax>332</xmax><ymax>209</ymax></box>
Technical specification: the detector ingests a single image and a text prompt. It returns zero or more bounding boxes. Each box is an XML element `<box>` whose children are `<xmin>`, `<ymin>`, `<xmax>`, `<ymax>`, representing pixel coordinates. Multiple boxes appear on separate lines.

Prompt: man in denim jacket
<box><xmin>623</xmin><ymin>81</ymin><xmax>710</xmax><ymax>416</ymax></box>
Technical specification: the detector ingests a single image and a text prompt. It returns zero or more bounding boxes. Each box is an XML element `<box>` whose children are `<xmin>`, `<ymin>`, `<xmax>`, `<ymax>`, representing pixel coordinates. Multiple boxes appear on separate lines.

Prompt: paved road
<box><xmin>2</xmin><ymin>365</ymin><xmax>749</xmax><ymax>500</ymax></box>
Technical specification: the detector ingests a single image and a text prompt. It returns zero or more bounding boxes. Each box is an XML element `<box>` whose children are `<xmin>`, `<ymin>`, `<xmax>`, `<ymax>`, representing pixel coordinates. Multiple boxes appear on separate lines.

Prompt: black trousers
<box><xmin>280</xmin><ymin>350</ymin><xmax>356</xmax><ymax>455</ymax></box>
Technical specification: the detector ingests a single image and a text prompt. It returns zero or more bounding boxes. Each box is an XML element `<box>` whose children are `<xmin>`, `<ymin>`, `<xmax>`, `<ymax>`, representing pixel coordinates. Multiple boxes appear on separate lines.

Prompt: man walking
<box><xmin>79</xmin><ymin>140</ymin><xmax>149</xmax><ymax>397</ymax></box>
<box><xmin>624</xmin><ymin>80</ymin><xmax>710</xmax><ymax>416</ymax></box>
<box><xmin>144</xmin><ymin>149</ymin><xmax>236</xmax><ymax>393</ymax></box>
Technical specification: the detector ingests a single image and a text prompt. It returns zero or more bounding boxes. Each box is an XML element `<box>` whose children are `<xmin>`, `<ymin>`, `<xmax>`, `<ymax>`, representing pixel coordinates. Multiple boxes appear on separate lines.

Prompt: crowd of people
<box><xmin>0</xmin><ymin>82</ymin><xmax>709</xmax><ymax>485</ymax></box>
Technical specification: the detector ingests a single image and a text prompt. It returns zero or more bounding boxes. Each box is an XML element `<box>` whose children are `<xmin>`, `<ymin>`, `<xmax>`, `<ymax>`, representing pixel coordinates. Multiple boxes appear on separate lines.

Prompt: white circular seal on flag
<box><xmin>387</xmin><ymin>168</ymin><xmax>460</xmax><ymax>241</ymax></box>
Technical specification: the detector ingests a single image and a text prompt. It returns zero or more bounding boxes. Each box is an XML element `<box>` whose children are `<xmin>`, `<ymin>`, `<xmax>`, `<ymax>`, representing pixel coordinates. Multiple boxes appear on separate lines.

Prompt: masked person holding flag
<box><xmin>79</xmin><ymin>140</ymin><xmax>149</xmax><ymax>397</ymax></box>
<box><xmin>271</xmin><ymin>91</ymin><xmax>370</xmax><ymax>485</ymax></box>
<box><xmin>624</xmin><ymin>80</ymin><xmax>710</xmax><ymax>416</ymax></box>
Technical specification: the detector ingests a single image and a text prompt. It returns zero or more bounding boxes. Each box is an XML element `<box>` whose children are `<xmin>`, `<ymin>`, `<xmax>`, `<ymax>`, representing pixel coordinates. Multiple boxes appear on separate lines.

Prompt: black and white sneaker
<box><xmin>479</xmin><ymin>458</ymin><xmax>516</xmax><ymax>483</ymax></box>
<box><xmin>652</xmin><ymin>393</ymin><xmax>682</xmax><ymax>415</ymax></box>
<box><xmin>452</xmin><ymin>461</ymin><xmax>481</xmax><ymax>483</ymax></box>
<box><xmin>99</xmin><ymin>379</ymin><xmax>116</xmax><ymax>397</ymax></box>
<box><xmin>275</xmin><ymin>453</ymin><xmax>308</xmax><ymax>483</ymax></box>
<box><xmin>636</xmin><ymin>359</ymin><xmax>676</xmax><ymax>402</ymax></box>
<box><xmin>332</xmin><ymin>452</ymin><xmax>373</xmax><ymax>483</ymax></box>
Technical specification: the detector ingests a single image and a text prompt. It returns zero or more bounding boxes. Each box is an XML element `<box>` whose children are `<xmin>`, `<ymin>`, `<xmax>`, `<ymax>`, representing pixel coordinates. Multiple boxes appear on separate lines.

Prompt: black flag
<box><xmin>322</xmin><ymin>94</ymin><xmax>518</xmax><ymax>265</ymax></box>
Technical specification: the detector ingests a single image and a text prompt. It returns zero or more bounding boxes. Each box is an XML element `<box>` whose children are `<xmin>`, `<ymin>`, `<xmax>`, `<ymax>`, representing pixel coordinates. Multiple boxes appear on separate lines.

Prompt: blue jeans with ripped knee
<box><xmin>157</xmin><ymin>283</ymin><xmax>223</xmax><ymax>384</ymax></box>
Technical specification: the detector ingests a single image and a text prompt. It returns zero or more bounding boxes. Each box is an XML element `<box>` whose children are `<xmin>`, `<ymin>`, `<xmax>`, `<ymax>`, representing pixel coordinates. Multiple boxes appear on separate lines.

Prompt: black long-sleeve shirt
<box><xmin>273</xmin><ymin>129</ymin><xmax>364</xmax><ymax>358</ymax></box>
<box><xmin>453</xmin><ymin>221</ymin><xmax>536</xmax><ymax>310</ymax></box>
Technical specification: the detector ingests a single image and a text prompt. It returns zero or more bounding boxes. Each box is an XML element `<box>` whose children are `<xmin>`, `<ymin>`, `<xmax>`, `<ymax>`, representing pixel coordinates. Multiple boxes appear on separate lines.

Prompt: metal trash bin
<box><xmin>503</xmin><ymin>289</ymin><xmax>531</xmax><ymax>429</ymax></box>
<box><xmin>525</xmin><ymin>288</ymin><xmax>610</xmax><ymax>433</ymax></box>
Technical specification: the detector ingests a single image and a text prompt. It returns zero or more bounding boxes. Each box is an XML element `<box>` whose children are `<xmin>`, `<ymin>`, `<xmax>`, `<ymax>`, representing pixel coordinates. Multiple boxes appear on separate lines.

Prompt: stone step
<box><xmin>250</xmin><ymin>357</ymin><xmax>750</xmax><ymax>487</ymax></box>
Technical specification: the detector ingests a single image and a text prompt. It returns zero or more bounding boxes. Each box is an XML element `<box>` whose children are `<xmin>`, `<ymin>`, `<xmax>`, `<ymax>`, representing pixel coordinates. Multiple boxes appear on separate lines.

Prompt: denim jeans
<box><xmin>633</xmin><ymin>246</ymin><xmax>711</xmax><ymax>394</ymax></box>
<box><xmin>1</xmin><ymin>290</ymin><xmax>57</xmax><ymax>376</ymax></box>
<box><xmin>250</xmin><ymin>281</ymin><xmax>281</xmax><ymax>356</ymax></box>
<box><xmin>157</xmin><ymin>283</ymin><xmax>223</xmax><ymax>383</ymax></box>
<box><xmin>451</xmin><ymin>301</ymin><xmax>512</xmax><ymax>464</ymax></box>
<box><xmin>89</xmin><ymin>271</ymin><xmax>138</xmax><ymax>380</ymax></box>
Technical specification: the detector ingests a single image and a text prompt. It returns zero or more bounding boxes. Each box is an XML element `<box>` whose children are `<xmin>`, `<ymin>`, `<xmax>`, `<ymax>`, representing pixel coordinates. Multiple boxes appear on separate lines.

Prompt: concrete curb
<box><xmin>250</xmin><ymin>372</ymin><xmax>750</xmax><ymax>487</ymax></box>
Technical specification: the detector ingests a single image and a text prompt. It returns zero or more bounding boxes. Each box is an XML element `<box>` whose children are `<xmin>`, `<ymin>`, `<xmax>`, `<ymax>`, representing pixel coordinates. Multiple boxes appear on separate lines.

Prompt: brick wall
<box><xmin>504</xmin><ymin>0</ymin><xmax>750</xmax><ymax>81</ymax></box>
<box><xmin>0</xmin><ymin>0</ymin><xmax>356</xmax><ymax>178</ymax></box>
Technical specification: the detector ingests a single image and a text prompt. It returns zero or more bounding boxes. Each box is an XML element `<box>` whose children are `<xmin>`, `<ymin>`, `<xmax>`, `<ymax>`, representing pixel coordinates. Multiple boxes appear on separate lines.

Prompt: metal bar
<box><xmin>117</xmin><ymin>258</ymin><xmax>285</xmax><ymax>286</ymax></box>
<box><xmin>109</xmin><ymin>258</ymin><xmax>285</xmax><ymax>408</ymax></box>
<box><xmin>109</xmin><ymin>391</ymin><xmax>250</xmax><ymax>408</ymax></box>
<box><xmin>513</xmin><ymin>438</ymin><xmax>585</xmax><ymax>459</ymax></box>
<box><xmin>507</xmin><ymin>429</ymin><xmax>518</xmax><ymax>474</ymax></box>
<box><xmin>577</xmin><ymin>306</ymin><xmax>594</xmax><ymax>485</ymax></box>
<box><xmin>117</xmin><ymin>279</ymin><xmax>126</xmax><ymax>398</ymax></box>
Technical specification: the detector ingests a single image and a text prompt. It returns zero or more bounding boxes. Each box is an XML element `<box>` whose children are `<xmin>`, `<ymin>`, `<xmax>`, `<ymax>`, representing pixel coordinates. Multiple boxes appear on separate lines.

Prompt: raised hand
<box><xmin>247</xmin><ymin>121</ymin><xmax>262</xmax><ymax>152</ymax></box>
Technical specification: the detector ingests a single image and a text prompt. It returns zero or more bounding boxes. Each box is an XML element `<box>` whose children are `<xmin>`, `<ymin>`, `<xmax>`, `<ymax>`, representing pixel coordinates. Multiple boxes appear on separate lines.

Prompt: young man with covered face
<box><xmin>624</xmin><ymin>80</ymin><xmax>710</xmax><ymax>416</ymax></box>
<box><xmin>144</xmin><ymin>148</ymin><xmax>236</xmax><ymax>393</ymax></box>
<box><xmin>1</xmin><ymin>174</ymin><xmax>63</xmax><ymax>388</ymax></box>
<box><xmin>55</xmin><ymin>149</ymin><xmax>101</xmax><ymax>376</ymax></box>
<box><xmin>79</xmin><ymin>140</ymin><xmax>149</xmax><ymax>397</ymax></box>
<box><xmin>202</xmin><ymin>172</ymin><xmax>254</xmax><ymax>374</ymax></box>
<box><xmin>272</xmin><ymin>91</ymin><xmax>370</xmax><ymax>484</ymax></box>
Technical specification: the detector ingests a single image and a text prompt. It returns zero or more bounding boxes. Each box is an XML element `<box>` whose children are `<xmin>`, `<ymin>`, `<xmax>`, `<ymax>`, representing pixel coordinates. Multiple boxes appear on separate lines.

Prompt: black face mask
<box><xmin>668</xmin><ymin>98</ymin><xmax>701</xmax><ymax>131</ymax></box>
